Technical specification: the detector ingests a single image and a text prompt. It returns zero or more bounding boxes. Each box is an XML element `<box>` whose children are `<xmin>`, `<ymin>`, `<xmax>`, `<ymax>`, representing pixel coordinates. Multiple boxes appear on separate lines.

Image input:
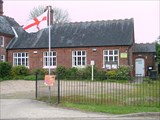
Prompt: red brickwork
<box><xmin>7</xmin><ymin>46</ymin><xmax>132</xmax><ymax>71</ymax></box>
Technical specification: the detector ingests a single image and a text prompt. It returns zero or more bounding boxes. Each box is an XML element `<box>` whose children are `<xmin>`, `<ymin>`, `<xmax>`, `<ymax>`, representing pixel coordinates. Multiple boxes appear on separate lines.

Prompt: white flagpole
<box><xmin>48</xmin><ymin>6</ymin><xmax>51</xmax><ymax>103</ymax></box>
<box><xmin>48</xmin><ymin>6</ymin><xmax>51</xmax><ymax>75</ymax></box>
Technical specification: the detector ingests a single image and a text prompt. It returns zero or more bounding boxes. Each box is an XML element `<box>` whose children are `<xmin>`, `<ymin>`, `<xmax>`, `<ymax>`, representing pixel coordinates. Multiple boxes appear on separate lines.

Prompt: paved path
<box><xmin>1</xmin><ymin>99</ymin><xmax>159</xmax><ymax>120</ymax></box>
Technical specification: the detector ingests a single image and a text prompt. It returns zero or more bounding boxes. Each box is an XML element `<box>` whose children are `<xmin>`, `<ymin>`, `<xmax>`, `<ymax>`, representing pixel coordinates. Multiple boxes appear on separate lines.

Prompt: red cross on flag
<box><xmin>23</xmin><ymin>10</ymin><xmax>48</xmax><ymax>33</ymax></box>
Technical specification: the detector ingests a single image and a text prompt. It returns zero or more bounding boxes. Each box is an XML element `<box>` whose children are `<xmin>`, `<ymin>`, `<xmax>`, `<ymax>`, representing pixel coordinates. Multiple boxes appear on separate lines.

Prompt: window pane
<box><xmin>82</xmin><ymin>57</ymin><xmax>85</xmax><ymax>65</ymax></box>
<box><xmin>82</xmin><ymin>51</ymin><xmax>85</xmax><ymax>55</ymax></box>
<box><xmin>22</xmin><ymin>53</ymin><xmax>25</xmax><ymax>57</ymax></box>
<box><xmin>74</xmin><ymin>57</ymin><xmax>76</xmax><ymax>65</ymax></box>
<box><xmin>78</xmin><ymin>51</ymin><xmax>81</xmax><ymax>55</ymax></box>
<box><xmin>114</xmin><ymin>56</ymin><xmax>118</xmax><ymax>61</ymax></box>
<box><xmin>14</xmin><ymin>58</ymin><xmax>17</xmax><ymax>65</ymax></box>
<box><xmin>109</xmin><ymin>50</ymin><xmax>113</xmax><ymax>55</ymax></box>
<box><xmin>109</xmin><ymin>56</ymin><xmax>113</xmax><ymax>61</ymax></box>
<box><xmin>53</xmin><ymin>52</ymin><xmax>56</xmax><ymax>56</ymax></box>
<box><xmin>104</xmin><ymin>51</ymin><xmax>108</xmax><ymax>55</ymax></box>
<box><xmin>18</xmin><ymin>53</ymin><xmax>21</xmax><ymax>57</ymax></box>
<box><xmin>78</xmin><ymin>57</ymin><xmax>81</xmax><ymax>65</ymax></box>
<box><xmin>114</xmin><ymin>50</ymin><xmax>118</xmax><ymax>55</ymax></box>
<box><xmin>22</xmin><ymin>58</ymin><xmax>25</xmax><ymax>65</ymax></box>
<box><xmin>14</xmin><ymin>53</ymin><xmax>17</xmax><ymax>57</ymax></box>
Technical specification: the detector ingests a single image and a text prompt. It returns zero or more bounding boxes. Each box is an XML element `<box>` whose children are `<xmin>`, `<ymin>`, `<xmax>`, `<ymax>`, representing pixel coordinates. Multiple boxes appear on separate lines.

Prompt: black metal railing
<box><xmin>36</xmin><ymin>73</ymin><xmax>160</xmax><ymax>107</ymax></box>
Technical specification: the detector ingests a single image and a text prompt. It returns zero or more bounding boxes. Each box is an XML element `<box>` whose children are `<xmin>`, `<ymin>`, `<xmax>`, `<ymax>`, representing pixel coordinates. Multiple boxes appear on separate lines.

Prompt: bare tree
<box><xmin>28</xmin><ymin>5</ymin><xmax>70</xmax><ymax>23</ymax></box>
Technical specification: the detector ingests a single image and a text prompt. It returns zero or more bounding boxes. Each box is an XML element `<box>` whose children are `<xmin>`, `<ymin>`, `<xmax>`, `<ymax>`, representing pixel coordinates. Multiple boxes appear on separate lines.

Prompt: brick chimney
<box><xmin>0</xmin><ymin>0</ymin><xmax>3</xmax><ymax>15</ymax></box>
<box><xmin>44</xmin><ymin>6</ymin><xmax>53</xmax><ymax>25</ymax></box>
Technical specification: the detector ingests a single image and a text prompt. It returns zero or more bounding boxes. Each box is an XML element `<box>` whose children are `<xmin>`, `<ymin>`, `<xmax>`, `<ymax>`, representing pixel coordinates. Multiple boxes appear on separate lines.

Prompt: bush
<box><xmin>106</xmin><ymin>70</ymin><xmax>117</xmax><ymax>79</ymax></box>
<box><xmin>11</xmin><ymin>66</ymin><xmax>29</xmax><ymax>78</ymax></box>
<box><xmin>55</xmin><ymin>65</ymin><xmax>67</xmax><ymax>79</ymax></box>
<box><xmin>66</xmin><ymin>67</ymin><xmax>78</xmax><ymax>80</ymax></box>
<box><xmin>32</xmin><ymin>68</ymin><xmax>46</xmax><ymax>75</ymax></box>
<box><xmin>24</xmin><ymin>75</ymin><xmax>36</xmax><ymax>80</ymax></box>
<box><xmin>95</xmin><ymin>70</ymin><xmax>107</xmax><ymax>80</ymax></box>
<box><xmin>106</xmin><ymin>66</ymin><xmax>130</xmax><ymax>80</ymax></box>
<box><xmin>0</xmin><ymin>62</ymin><xmax>12</xmax><ymax>79</ymax></box>
<box><xmin>116</xmin><ymin>65</ymin><xmax>130</xmax><ymax>80</ymax></box>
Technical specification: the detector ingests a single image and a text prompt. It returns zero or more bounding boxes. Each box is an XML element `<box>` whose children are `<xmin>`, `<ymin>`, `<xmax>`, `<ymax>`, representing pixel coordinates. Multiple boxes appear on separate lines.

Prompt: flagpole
<box><xmin>48</xmin><ymin>6</ymin><xmax>51</xmax><ymax>75</ymax></box>
<box><xmin>48</xmin><ymin>6</ymin><xmax>51</xmax><ymax>103</ymax></box>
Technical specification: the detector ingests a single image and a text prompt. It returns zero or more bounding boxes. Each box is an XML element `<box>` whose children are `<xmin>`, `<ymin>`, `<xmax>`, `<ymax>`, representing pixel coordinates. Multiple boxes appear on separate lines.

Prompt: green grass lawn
<box><xmin>61</xmin><ymin>102</ymin><xmax>160</xmax><ymax>114</ymax></box>
<box><xmin>37</xmin><ymin>80</ymin><xmax>160</xmax><ymax>114</ymax></box>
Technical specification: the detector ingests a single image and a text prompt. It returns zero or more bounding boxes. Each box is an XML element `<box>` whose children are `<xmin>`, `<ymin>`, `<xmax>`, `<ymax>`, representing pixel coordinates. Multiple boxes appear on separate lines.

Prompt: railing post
<box><xmin>35</xmin><ymin>72</ymin><xmax>38</xmax><ymax>99</ymax></box>
<box><xmin>57</xmin><ymin>75</ymin><xmax>60</xmax><ymax>104</ymax></box>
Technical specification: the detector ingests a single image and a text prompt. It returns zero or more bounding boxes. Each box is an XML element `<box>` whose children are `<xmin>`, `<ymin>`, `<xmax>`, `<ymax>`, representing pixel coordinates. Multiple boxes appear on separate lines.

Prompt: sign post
<box><xmin>44</xmin><ymin>75</ymin><xmax>56</xmax><ymax>103</ymax></box>
<box><xmin>91</xmin><ymin>60</ymin><xmax>95</xmax><ymax>81</ymax></box>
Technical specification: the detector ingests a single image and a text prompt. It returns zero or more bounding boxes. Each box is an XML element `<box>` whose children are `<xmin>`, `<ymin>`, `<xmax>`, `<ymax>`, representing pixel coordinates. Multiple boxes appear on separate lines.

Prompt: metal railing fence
<box><xmin>36</xmin><ymin>73</ymin><xmax>160</xmax><ymax>107</ymax></box>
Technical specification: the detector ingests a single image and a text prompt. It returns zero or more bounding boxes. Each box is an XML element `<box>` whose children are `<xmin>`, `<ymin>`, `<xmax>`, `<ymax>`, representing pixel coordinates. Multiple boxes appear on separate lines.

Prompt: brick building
<box><xmin>0</xmin><ymin>0</ymin><xmax>156</xmax><ymax>77</ymax></box>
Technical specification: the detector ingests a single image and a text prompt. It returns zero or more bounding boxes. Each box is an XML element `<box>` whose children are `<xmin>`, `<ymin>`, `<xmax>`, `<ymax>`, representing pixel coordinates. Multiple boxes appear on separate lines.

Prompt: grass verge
<box><xmin>61</xmin><ymin>102</ymin><xmax>160</xmax><ymax>114</ymax></box>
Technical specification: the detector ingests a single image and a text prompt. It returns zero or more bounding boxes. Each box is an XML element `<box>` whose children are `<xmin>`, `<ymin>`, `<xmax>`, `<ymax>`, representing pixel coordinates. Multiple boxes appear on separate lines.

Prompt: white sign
<box><xmin>91</xmin><ymin>60</ymin><xmax>95</xmax><ymax>65</ymax></box>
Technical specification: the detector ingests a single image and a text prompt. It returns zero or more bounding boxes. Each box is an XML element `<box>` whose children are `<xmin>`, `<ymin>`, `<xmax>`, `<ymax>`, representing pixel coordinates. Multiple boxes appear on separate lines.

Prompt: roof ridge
<box><xmin>52</xmin><ymin>18</ymin><xmax>134</xmax><ymax>26</ymax></box>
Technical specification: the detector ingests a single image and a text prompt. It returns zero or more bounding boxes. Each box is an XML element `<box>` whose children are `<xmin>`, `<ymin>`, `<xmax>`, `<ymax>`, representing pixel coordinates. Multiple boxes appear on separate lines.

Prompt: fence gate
<box><xmin>36</xmin><ymin>73</ymin><xmax>59</xmax><ymax>104</ymax></box>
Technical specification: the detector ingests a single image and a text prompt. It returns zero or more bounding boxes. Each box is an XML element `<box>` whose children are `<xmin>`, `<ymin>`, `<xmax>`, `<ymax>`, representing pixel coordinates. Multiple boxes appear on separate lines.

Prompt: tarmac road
<box><xmin>1</xmin><ymin>99</ymin><xmax>160</xmax><ymax>120</ymax></box>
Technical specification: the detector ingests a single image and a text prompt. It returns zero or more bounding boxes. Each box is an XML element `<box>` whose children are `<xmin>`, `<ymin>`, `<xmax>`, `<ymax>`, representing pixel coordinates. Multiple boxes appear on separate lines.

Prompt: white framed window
<box><xmin>103</xmin><ymin>50</ymin><xmax>119</xmax><ymax>69</ymax></box>
<box><xmin>72</xmin><ymin>50</ymin><xmax>86</xmax><ymax>67</ymax></box>
<box><xmin>13</xmin><ymin>52</ymin><xmax>29</xmax><ymax>67</ymax></box>
<box><xmin>43</xmin><ymin>51</ymin><xmax>57</xmax><ymax>68</ymax></box>
<box><xmin>0</xmin><ymin>36</ymin><xmax>4</xmax><ymax>47</ymax></box>
<box><xmin>1</xmin><ymin>55</ymin><xmax>5</xmax><ymax>62</ymax></box>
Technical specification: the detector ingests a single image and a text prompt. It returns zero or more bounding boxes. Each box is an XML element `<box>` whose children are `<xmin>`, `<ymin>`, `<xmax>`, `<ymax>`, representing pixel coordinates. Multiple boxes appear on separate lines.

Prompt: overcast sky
<box><xmin>3</xmin><ymin>0</ymin><xmax>160</xmax><ymax>43</ymax></box>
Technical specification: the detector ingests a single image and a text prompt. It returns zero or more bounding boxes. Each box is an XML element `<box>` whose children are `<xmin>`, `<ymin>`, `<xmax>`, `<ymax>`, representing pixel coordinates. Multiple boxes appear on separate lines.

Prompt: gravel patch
<box><xmin>0</xmin><ymin>80</ymin><xmax>35</xmax><ymax>99</ymax></box>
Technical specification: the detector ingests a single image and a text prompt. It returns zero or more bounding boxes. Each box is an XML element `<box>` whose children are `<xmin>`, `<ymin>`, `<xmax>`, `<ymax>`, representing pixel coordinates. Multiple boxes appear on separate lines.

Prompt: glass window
<box><xmin>72</xmin><ymin>50</ymin><xmax>86</xmax><ymax>67</ymax></box>
<box><xmin>0</xmin><ymin>36</ymin><xmax>4</xmax><ymax>47</ymax></box>
<box><xmin>43</xmin><ymin>51</ymin><xmax>57</xmax><ymax>68</ymax></box>
<box><xmin>103</xmin><ymin>50</ymin><xmax>119</xmax><ymax>69</ymax></box>
<box><xmin>1</xmin><ymin>55</ymin><xmax>5</xmax><ymax>62</ymax></box>
<box><xmin>13</xmin><ymin>52</ymin><xmax>29</xmax><ymax>67</ymax></box>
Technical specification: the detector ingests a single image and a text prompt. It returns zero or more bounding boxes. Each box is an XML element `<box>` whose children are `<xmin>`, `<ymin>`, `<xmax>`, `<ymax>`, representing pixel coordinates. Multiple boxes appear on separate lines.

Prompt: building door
<box><xmin>135</xmin><ymin>58</ymin><xmax>145</xmax><ymax>76</ymax></box>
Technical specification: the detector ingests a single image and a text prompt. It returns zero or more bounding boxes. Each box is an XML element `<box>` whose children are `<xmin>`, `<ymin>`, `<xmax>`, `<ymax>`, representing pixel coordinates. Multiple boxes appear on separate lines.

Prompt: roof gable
<box><xmin>0</xmin><ymin>16</ymin><xmax>20</xmax><ymax>35</ymax></box>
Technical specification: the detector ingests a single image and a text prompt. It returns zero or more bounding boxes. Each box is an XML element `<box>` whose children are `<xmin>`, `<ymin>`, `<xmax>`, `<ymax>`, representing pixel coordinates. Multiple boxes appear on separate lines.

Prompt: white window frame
<box><xmin>0</xmin><ymin>36</ymin><xmax>4</xmax><ymax>47</ymax></box>
<box><xmin>103</xmin><ymin>49</ymin><xmax>119</xmax><ymax>69</ymax></box>
<box><xmin>72</xmin><ymin>50</ymin><xmax>86</xmax><ymax>68</ymax></box>
<box><xmin>13</xmin><ymin>52</ymin><xmax>29</xmax><ymax>67</ymax></box>
<box><xmin>1</xmin><ymin>55</ymin><xmax>5</xmax><ymax>62</ymax></box>
<box><xmin>43</xmin><ymin>51</ymin><xmax>57</xmax><ymax>68</ymax></box>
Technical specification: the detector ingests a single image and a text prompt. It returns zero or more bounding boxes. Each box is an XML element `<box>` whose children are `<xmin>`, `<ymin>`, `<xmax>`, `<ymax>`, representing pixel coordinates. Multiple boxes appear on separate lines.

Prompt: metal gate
<box><xmin>36</xmin><ymin>73</ymin><xmax>59</xmax><ymax>104</ymax></box>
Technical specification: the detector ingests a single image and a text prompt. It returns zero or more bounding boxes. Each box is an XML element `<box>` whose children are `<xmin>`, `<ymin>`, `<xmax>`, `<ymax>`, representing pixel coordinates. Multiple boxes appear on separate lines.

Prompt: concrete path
<box><xmin>0</xmin><ymin>99</ymin><xmax>160</xmax><ymax>120</ymax></box>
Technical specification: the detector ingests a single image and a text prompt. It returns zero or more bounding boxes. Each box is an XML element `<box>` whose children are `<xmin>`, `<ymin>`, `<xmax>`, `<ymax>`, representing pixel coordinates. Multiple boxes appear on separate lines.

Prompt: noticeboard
<box><xmin>120</xmin><ymin>53</ymin><xmax>128</xmax><ymax>58</ymax></box>
<box><xmin>44</xmin><ymin>75</ymin><xmax>56</xmax><ymax>86</ymax></box>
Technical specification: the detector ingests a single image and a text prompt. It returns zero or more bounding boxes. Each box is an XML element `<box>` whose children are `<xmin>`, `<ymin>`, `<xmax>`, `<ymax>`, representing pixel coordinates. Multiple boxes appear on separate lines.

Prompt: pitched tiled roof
<box><xmin>0</xmin><ymin>16</ymin><xmax>20</xmax><ymax>35</ymax></box>
<box><xmin>133</xmin><ymin>43</ymin><xmax>156</xmax><ymax>53</ymax></box>
<box><xmin>7</xmin><ymin>18</ymin><xmax>134</xmax><ymax>49</ymax></box>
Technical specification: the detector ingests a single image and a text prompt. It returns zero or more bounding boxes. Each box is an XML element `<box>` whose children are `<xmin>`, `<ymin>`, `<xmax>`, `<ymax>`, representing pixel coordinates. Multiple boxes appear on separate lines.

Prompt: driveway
<box><xmin>1</xmin><ymin>99</ymin><xmax>159</xmax><ymax>120</ymax></box>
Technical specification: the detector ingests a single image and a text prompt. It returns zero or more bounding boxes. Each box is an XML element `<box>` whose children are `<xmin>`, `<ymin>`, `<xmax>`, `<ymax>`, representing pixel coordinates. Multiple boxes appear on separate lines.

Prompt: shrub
<box><xmin>0</xmin><ymin>62</ymin><xmax>12</xmax><ymax>79</ymax></box>
<box><xmin>55</xmin><ymin>65</ymin><xmax>67</xmax><ymax>79</ymax></box>
<box><xmin>106</xmin><ymin>70</ymin><xmax>117</xmax><ymax>79</ymax></box>
<box><xmin>105</xmin><ymin>66</ymin><xmax>130</xmax><ymax>80</ymax></box>
<box><xmin>32</xmin><ymin>68</ymin><xmax>46</xmax><ymax>75</ymax></box>
<box><xmin>66</xmin><ymin>67</ymin><xmax>78</xmax><ymax>80</ymax></box>
<box><xmin>24</xmin><ymin>75</ymin><xmax>36</xmax><ymax>80</ymax></box>
<box><xmin>116</xmin><ymin>65</ymin><xmax>130</xmax><ymax>80</ymax></box>
<box><xmin>11</xmin><ymin>66</ymin><xmax>29</xmax><ymax>77</ymax></box>
<box><xmin>95</xmin><ymin>70</ymin><xmax>107</xmax><ymax>80</ymax></box>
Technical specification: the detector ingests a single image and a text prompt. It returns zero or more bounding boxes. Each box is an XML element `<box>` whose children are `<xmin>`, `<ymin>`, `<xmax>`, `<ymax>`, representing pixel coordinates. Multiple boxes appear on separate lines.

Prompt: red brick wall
<box><xmin>7</xmin><ymin>46</ymin><xmax>131</xmax><ymax>71</ymax></box>
<box><xmin>0</xmin><ymin>35</ymin><xmax>13</xmax><ymax>61</ymax></box>
<box><xmin>132</xmin><ymin>52</ymin><xmax>156</xmax><ymax>76</ymax></box>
